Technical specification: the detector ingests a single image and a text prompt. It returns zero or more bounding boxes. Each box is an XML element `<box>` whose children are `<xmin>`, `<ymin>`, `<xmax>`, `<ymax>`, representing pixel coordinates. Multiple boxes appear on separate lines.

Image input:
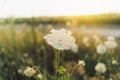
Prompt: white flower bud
<box><xmin>105</xmin><ymin>41</ymin><xmax>117</xmax><ymax>49</ymax></box>
<box><xmin>96</xmin><ymin>44</ymin><xmax>107</xmax><ymax>54</ymax></box>
<box><xmin>112</xmin><ymin>60</ymin><xmax>117</xmax><ymax>65</ymax></box>
<box><xmin>37</xmin><ymin>74</ymin><xmax>42</xmax><ymax>79</ymax></box>
<box><xmin>71</xmin><ymin>43</ymin><xmax>78</xmax><ymax>53</ymax></box>
<box><xmin>78</xmin><ymin>60</ymin><xmax>85</xmax><ymax>66</ymax></box>
<box><xmin>95</xmin><ymin>63</ymin><xmax>107</xmax><ymax>73</ymax></box>
<box><xmin>23</xmin><ymin>67</ymin><xmax>36</xmax><ymax>77</ymax></box>
<box><xmin>107</xmin><ymin>36</ymin><xmax>115</xmax><ymax>41</ymax></box>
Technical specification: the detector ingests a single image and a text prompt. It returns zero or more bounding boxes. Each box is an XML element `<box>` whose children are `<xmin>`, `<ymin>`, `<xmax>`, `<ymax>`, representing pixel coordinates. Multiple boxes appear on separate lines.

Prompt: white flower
<box><xmin>95</xmin><ymin>63</ymin><xmax>107</xmax><ymax>73</ymax></box>
<box><xmin>23</xmin><ymin>67</ymin><xmax>36</xmax><ymax>77</ymax></box>
<box><xmin>107</xmin><ymin>36</ymin><xmax>115</xmax><ymax>41</ymax></box>
<box><xmin>71</xmin><ymin>43</ymin><xmax>78</xmax><ymax>53</ymax></box>
<box><xmin>17</xmin><ymin>68</ymin><xmax>23</xmax><ymax>74</ymax></box>
<box><xmin>44</xmin><ymin>29</ymin><xmax>76</xmax><ymax>50</ymax></box>
<box><xmin>78</xmin><ymin>60</ymin><xmax>85</xmax><ymax>66</ymax></box>
<box><xmin>105</xmin><ymin>40</ymin><xmax>117</xmax><ymax>49</ymax></box>
<box><xmin>112</xmin><ymin>60</ymin><xmax>117</xmax><ymax>65</ymax></box>
<box><xmin>105</xmin><ymin>36</ymin><xmax>117</xmax><ymax>49</ymax></box>
<box><xmin>37</xmin><ymin>74</ymin><xmax>42</xmax><ymax>79</ymax></box>
<box><xmin>96</xmin><ymin>44</ymin><xmax>107</xmax><ymax>54</ymax></box>
<box><xmin>109</xmin><ymin>78</ymin><xmax>113</xmax><ymax>80</ymax></box>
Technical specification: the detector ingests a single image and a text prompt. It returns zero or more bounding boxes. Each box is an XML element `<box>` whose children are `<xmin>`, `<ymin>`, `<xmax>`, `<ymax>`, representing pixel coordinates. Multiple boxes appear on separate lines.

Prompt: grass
<box><xmin>0</xmin><ymin>23</ymin><xmax>120</xmax><ymax>80</ymax></box>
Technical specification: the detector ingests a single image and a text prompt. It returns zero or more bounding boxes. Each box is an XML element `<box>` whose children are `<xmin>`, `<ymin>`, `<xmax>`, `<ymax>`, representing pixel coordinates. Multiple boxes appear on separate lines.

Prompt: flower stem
<box><xmin>54</xmin><ymin>49</ymin><xmax>60</xmax><ymax>80</ymax></box>
<box><xmin>98</xmin><ymin>73</ymin><xmax>101</xmax><ymax>80</ymax></box>
<box><xmin>70</xmin><ymin>64</ymin><xmax>79</xmax><ymax>77</ymax></box>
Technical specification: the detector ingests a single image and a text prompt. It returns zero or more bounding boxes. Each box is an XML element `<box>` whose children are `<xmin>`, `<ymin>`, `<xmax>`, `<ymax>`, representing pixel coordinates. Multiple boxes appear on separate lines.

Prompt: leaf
<box><xmin>57</xmin><ymin>66</ymin><xmax>66</xmax><ymax>74</ymax></box>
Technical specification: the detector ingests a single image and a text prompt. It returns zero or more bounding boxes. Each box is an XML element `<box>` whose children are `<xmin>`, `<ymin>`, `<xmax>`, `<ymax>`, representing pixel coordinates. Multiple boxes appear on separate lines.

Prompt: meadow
<box><xmin>0</xmin><ymin>15</ymin><xmax>120</xmax><ymax>80</ymax></box>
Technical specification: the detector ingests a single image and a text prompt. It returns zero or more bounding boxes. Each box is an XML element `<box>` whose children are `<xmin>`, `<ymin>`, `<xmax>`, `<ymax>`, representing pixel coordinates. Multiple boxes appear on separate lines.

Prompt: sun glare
<box><xmin>0</xmin><ymin>0</ymin><xmax>120</xmax><ymax>18</ymax></box>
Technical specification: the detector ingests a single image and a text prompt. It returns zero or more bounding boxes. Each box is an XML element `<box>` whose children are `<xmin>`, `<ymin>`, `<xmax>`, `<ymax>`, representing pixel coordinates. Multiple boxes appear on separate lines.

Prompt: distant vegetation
<box><xmin>0</xmin><ymin>14</ymin><xmax>120</xmax><ymax>25</ymax></box>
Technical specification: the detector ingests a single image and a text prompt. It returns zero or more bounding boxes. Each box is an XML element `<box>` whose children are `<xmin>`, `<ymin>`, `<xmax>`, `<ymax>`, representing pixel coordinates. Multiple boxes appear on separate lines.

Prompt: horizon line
<box><xmin>0</xmin><ymin>13</ymin><xmax>120</xmax><ymax>19</ymax></box>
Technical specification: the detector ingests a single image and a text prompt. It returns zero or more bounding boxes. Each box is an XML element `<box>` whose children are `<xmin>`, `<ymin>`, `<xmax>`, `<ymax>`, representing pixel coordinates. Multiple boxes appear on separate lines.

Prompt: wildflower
<box><xmin>105</xmin><ymin>36</ymin><xmax>117</xmax><ymax>49</ymax></box>
<box><xmin>109</xmin><ymin>78</ymin><xmax>113</xmax><ymax>80</ymax></box>
<box><xmin>23</xmin><ymin>67</ymin><xmax>36</xmax><ymax>77</ymax></box>
<box><xmin>107</xmin><ymin>36</ymin><xmax>115</xmax><ymax>41</ymax></box>
<box><xmin>44</xmin><ymin>29</ymin><xmax>75</xmax><ymax>50</ymax></box>
<box><xmin>23</xmin><ymin>53</ymin><xmax>29</xmax><ymax>58</ymax></box>
<box><xmin>95</xmin><ymin>63</ymin><xmax>107</xmax><ymax>73</ymax></box>
<box><xmin>37</xmin><ymin>74</ymin><xmax>42</xmax><ymax>79</ymax></box>
<box><xmin>112</xmin><ymin>60</ymin><xmax>117</xmax><ymax>65</ymax></box>
<box><xmin>71</xmin><ymin>43</ymin><xmax>78</xmax><ymax>53</ymax></box>
<box><xmin>105</xmin><ymin>40</ymin><xmax>117</xmax><ymax>49</ymax></box>
<box><xmin>17</xmin><ymin>68</ymin><xmax>23</xmax><ymax>74</ymax></box>
<box><xmin>78</xmin><ymin>60</ymin><xmax>85</xmax><ymax>66</ymax></box>
<box><xmin>96</xmin><ymin>44</ymin><xmax>107</xmax><ymax>54</ymax></box>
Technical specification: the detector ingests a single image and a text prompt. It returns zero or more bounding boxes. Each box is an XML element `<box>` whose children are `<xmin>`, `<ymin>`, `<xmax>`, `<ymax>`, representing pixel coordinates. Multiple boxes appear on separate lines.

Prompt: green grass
<box><xmin>0</xmin><ymin>23</ymin><xmax>120</xmax><ymax>80</ymax></box>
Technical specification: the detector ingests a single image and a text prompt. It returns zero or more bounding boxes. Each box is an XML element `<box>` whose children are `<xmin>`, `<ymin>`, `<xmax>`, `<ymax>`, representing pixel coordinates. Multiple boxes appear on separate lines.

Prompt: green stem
<box><xmin>54</xmin><ymin>49</ymin><xmax>60</xmax><ymax>80</ymax></box>
<box><xmin>98</xmin><ymin>54</ymin><xmax>102</xmax><ymax>62</ymax></box>
<box><xmin>67</xmin><ymin>74</ymin><xmax>70</xmax><ymax>80</ymax></box>
<box><xmin>55</xmin><ymin>53</ymin><xmax>57</xmax><ymax>80</ymax></box>
<box><xmin>98</xmin><ymin>73</ymin><xmax>101</xmax><ymax>80</ymax></box>
<box><xmin>70</xmin><ymin>64</ymin><xmax>79</xmax><ymax>77</ymax></box>
<box><xmin>57</xmin><ymin>50</ymin><xmax>60</xmax><ymax>67</ymax></box>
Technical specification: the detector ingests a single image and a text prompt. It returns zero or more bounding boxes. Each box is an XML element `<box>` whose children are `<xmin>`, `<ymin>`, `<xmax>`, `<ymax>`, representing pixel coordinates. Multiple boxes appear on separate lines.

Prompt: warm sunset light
<box><xmin>0</xmin><ymin>0</ymin><xmax>120</xmax><ymax>18</ymax></box>
<box><xmin>1</xmin><ymin>0</ymin><xmax>120</xmax><ymax>80</ymax></box>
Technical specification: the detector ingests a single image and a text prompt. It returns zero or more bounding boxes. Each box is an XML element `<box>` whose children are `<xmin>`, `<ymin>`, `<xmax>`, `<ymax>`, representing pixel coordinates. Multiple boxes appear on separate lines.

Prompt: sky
<box><xmin>0</xmin><ymin>0</ymin><xmax>120</xmax><ymax>18</ymax></box>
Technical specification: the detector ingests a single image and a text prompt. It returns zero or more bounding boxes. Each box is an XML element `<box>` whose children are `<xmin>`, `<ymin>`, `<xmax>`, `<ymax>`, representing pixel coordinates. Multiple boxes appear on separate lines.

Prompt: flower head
<box><xmin>23</xmin><ymin>67</ymin><xmax>36</xmax><ymax>77</ymax></box>
<box><xmin>71</xmin><ymin>43</ymin><xmax>78</xmax><ymax>53</ymax></box>
<box><xmin>107</xmin><ymin>36</ymin><xmax>115</xmax><ymax>41</ymax></box>
<box><xmin>95</xmin><ymin>63</ymin><xmax>107</xmax><ymax>73</ymax></box>
<box><xmin>96</xmin><ymin>44</ymin><xmax>107</xmax><ymax>54</ymax></box>
<box><xmin>105</xmin><ymin>36</ymin><xmax>117</xmax><ymax>49</ymax></box>
<box><xmin>112</xmin><ymin>60</ymin><xmax>117</xmax><ymax>65</ymax></box>
<box><xmin>37</xmin><ymin>74</ymin><xmax>42</xmax><ymax>79</ymax></box>
<box><xmin>44</xmin><ymin>29</ymin><xmax>76</xmax><ymax>50</ymax></box>
<box><xmin>78</xmin><ymin>60</ymin><xmax>85</xmax><ymax>66</ymax></box>
<box><xmin>105</xmin><ymin>40</ymin><xmax>117</xmax><ymax>49</ymax></box>
<box><xmin>18</xmin><ymin>68</ymin><xmax>23</xmax><ymax>74</ymax></box>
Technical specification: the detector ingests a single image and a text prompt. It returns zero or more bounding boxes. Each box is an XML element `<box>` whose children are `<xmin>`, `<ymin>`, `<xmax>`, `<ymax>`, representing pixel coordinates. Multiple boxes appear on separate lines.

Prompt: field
<box><xmin>0</xmin><ymin>15</ymin><xmax>120</xmax><ymax>80</ymax></box>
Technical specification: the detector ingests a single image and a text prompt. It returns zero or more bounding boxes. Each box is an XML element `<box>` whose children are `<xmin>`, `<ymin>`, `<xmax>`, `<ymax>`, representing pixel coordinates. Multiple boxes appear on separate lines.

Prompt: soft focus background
<box><xmin>0</xmin><ymin>0</ymin><xmax>120</xmax><ymax>80</ymax></box>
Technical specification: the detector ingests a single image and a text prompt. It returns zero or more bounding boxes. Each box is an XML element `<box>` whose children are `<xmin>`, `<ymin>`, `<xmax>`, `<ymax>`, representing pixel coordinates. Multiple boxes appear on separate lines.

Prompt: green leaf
<box><xmin>57</xmin><ymin>66</ymin><xmax>66</xmax><ymax>74</ymax></box>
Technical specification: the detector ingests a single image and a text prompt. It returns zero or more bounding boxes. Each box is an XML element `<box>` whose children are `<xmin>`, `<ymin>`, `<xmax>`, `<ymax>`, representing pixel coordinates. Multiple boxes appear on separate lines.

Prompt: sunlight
<box><xmin>0</xmin><ymin>0</ymin><xmax>120</xmax><ymax>18</ymax></box>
